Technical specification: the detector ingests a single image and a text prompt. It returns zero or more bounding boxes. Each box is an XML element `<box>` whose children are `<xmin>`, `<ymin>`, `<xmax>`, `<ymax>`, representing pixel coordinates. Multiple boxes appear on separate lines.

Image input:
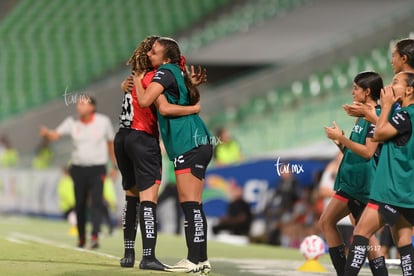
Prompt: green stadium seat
<box><xmin>250</xmin><ymin>96</ymin><xmax>268</xmax><ymax>115</ymax></box>
<box><xmin>322</xmin><ymin>73</ymin><xmax>334</xmax><ymax>92</ymax></box>
<box><xmin>0</xmin><ymin>0</ymin><xmax>230</xmax><ymax>121</ymax></box>
<box><xmin>266</xmin><ymin>88</ymin><xmax>280</xmax><ymax>111</ymax></box>
<box><xmin>370</xmin><ymin>48</ymin><xmax>388</xmax><ymax>72</ymax></box>
<box><xmin>308</xmin><ymin>74</ymin><xmax>322</xmax><ymax>97</ymax></box>
<box><xmin>346</xmin><ymin>56</ymin><xmax>361</xmax><ymax>79</ymax></box>
<box><xmin>202</xmin><ymin>38</ymin><xmax>399</xmax><ymax>155</ymax></box>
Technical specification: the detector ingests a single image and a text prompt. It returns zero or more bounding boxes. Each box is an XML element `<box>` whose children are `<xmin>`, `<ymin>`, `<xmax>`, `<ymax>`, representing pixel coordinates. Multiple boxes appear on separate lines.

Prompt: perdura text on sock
<box><xmin>143</xmin><ymin>207</ymin><xmax>155</xmax><ymax>239</ymax></box>
<box><xmin>193</xmin><ymin>209</ymin><xmax>204</xmax><ymax>243</ymax></box>
<box><xmin>350</xmin><ymin>246</ymin><xmax>367</xmax><ymax>269</ymax></box>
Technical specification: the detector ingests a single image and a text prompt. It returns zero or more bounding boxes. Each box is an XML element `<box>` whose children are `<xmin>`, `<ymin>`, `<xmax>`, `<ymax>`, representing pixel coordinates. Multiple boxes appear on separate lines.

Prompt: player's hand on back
<box><xmin>190</xmin><ymin>65</ymin><xmax>207</xmax><ymax>86</ymax></box>
<box><xmin>193</xmin><ymin>102</ymin><xmax>201</xmax><ymax>114</ymax></box>
<box><xmin>121</xmin><ymin>75</ymin><xmax>134</xmax><ymax>92</ymax></box>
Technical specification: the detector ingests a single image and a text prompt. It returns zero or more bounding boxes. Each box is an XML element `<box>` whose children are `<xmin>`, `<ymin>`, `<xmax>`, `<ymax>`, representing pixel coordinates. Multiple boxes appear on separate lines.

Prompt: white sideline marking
<box><xmin>5</xmin><ymin>237</ymin><xmax>27</xmax><ymax>244</ymax></box>
<box><xmin>8</xmin><ymin>232</ymin><xmax>119</xmax><ymax>260</ymax></box>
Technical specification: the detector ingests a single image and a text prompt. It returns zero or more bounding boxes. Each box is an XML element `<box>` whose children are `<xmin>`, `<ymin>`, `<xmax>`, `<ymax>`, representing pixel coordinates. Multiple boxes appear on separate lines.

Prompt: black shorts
<box><xmin>125</xmin><ymin>130</ymin><xmax>161</xmax><ymax>192</ymax></box>
<box><xmin>334</xmin><ymin>190</ymin><xmax>366</xmax><ymax>222</ymax></box>
<box><xmin>114</xmin><ymin>128</ymin><xmax>135</xmax><ymax>190</ymax></box>
<box><xmin>173</xmin><ymin>144</ymin><xmax>213</xmax><ymax>180</ymax></box>
<box><xmin>379</xmin><ymin>225</ymin><xmax>394</xmax><ymax>247</ymax></box>
<box><xmin>368</xmin><ymin>200</ymin><xmax>414</xmax><ymax>226</ymax></box>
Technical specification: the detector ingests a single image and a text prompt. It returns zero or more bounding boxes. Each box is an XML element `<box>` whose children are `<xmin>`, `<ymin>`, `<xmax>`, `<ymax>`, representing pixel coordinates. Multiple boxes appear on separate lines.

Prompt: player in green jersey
<box><xmin>344</xmin><ymin>72</ymin><xmax>414</xmax><ymax>276</ymax></box>
<box><xmin>320</xmin><ymin>72</ymin><xmax>388</xmax><ymax>276</ymax></box>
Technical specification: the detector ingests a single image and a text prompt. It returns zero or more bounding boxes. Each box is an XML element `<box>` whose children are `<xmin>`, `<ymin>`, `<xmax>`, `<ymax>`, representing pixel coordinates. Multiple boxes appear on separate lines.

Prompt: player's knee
<box><xmin>319</xmin><ymin>213</ymin><xmax>334</xmax><ymax>232</ymax></box>
<box><xmin>318</xmin><ymin>213</ymin><xmax>327</xmax><ymax>228</ymax></box>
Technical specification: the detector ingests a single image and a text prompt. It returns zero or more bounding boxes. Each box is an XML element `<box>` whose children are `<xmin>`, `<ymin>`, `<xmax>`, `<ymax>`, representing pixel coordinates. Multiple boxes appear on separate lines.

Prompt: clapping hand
<box><xmin>324</xmin><ymin>121</ymin><xmax>344</xmax><ymax>141</ymax></box>
<box><xmin>380</xmin><ymin>85</ymin><xmax>400</xmax><ymax>107</ymax></box>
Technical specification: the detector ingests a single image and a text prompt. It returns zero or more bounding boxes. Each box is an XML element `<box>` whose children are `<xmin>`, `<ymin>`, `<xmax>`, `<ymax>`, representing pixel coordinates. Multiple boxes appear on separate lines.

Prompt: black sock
<box><xmin>369</xmin><ymin>256</ymin><xmax>388</xmax><ymax>276</ymax></box>
<box><xmin>183</xmin><ymin>207</ymin><xmax>191</xmax><ymax>257</ymax></box>
<box><xmin>328</xmin><ymin>244</ymin><xmax>346</xmax><ymax>276</ymax></box>
<box><xmin>181</xmin><ymin>201</ymin><xmax>202</xmax><ymax>264</ymax></box>
<box><xmin>344</xmin><ymin>235</ymin><xmax>369</xmax><ymax>276</ymax></box>
<box><xmin>122</xmin><ymin>196</ymin><xmax>139</xmax><ymax>256</ymax></box>
<box><xmin>199</xmin><ymin>203</ymin><xmax>208</xmax><ymax>262</ymax></box>
<box><xmin>398</xmin><ymin>244</ymin><xmax>414</xmax><ymax>276</ymax></box>
<box><xmin>139</xmin><ymin>201</ymin><xmax>157</xmax><ymax>260</ymax></box>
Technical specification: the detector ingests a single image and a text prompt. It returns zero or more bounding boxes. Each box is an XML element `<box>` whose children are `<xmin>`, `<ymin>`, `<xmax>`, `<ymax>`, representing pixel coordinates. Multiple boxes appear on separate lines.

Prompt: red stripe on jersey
<box><xmin>155</xmin><ymin>179</ymin><xmax>161</xmax><ymax>185</ymax></box>
<box><xmin>175</xmin><ymin>168</ymin><xmax>191</xmax><ymax>175</ymax></box>
<box><xmin>142</xmin><ymin>70</ymin><xmax>155</xmax><ymax>88</ymax></box>
<box><xmin>130</xmin><ymin>70</ymin><xmax>159</xmax><ymax>137</ymax></box>
<box><xmin>367</xmin><ymin>202</ymin><xmax>379</xmax><ymax>210</ymax></box>
<box><xmin>333</xmin><ymin>193</ymin><xmax>349</xmax><ymax>203</ymax></box>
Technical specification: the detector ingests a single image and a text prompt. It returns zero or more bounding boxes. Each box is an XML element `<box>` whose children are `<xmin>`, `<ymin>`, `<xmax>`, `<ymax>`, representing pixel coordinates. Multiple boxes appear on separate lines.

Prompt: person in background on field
<box><xmin>0</xmin><ymin>135</ymin><xmax>19</xmax><ymax>168</ymax></box>
<box><xmin>32</xmin><ymin>137</ymin><xmax>53</xmax><ymax>169</ymax></box>
<box><xmin>57</xmin><ymin>166</ymin><xmax>77</xmax><ymax>236</ymax></box>
<box><xmin>102</xmin><ymin>170</ymin><xmax>118</xmax><ymax>236</ymax></box>
<box><xmin>264</xmin><ymin>165</ymin><xmax>301</xmax><ymax>246</ymax></box>
<box><xmin>40</xmin><ymin>96</ymin><xmax>117</xmax><ymax>249</ymax></box>
<box><xmin>213</xmin><ymin>127</ymin><xmax>242</xmax><ymax>166</ymax></box>
<box><xmin>282</xmin><ymin>184</ymin><xmax>321</xmax><ymax>248</ymax></box>
<box><xmin>212</xmin><ymin>182</ymin><xmax>252</xmax><ymax>237</ymax></box>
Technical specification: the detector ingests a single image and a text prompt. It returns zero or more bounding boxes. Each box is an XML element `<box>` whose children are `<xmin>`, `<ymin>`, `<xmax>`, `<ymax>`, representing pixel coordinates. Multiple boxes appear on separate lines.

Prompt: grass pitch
<box><xmin>0</xmin><ymin>216</ymin><xmax>401</xmax><ymax>275</ymax></box>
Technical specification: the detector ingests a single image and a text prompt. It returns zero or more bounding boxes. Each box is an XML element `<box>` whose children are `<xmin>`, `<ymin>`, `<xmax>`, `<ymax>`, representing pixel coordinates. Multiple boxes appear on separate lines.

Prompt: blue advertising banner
<box><xmin>202</xmin><ymin>158</ymin><xmax>329</xmax><ymax>217</ymax></box>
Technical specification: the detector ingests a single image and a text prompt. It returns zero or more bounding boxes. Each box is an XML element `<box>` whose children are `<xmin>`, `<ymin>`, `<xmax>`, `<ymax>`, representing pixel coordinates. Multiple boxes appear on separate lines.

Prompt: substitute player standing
<box><xmin>321</xmin><ymin>71</ymin><xmax>388</xmax><ymax>276</ymax></box>
<box><xmin>344</xmin><ymin>72</ymin><xmax>414</xmax><ymax>276</ymax></box>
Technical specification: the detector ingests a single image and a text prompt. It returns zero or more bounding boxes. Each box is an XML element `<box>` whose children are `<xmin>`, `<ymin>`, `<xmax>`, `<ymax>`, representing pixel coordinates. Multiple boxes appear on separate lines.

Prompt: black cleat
<box><xmin>90</xmin><ymin>235</ymin><xmax>99</xmax><ymax>249</ymax></box>
<box><xmin>77</xmin><ymin>238</ymin><xmax>85</xmax><ymax>248</ymax></box>
<box><xmin>90</xmin><ymin>240</ymin><xmax>99</xmax><ymax>249</ymax></box>
<box><xmin>120</xmin><ymin>252</ymin><xmax>135</xmax><ymax>268</ymax></box>
<box><xmin>139</xmin><ymin>258</ymin><xmax>169</xmax><ymax>271</ymax></box>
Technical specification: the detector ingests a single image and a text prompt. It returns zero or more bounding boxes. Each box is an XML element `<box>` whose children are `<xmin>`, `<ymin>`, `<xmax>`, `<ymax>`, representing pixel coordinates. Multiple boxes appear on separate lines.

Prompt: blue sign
<box><xmin>202</xmin><ymin>158</ymin><xmax>329</xmax><ymax>217</ymax></box>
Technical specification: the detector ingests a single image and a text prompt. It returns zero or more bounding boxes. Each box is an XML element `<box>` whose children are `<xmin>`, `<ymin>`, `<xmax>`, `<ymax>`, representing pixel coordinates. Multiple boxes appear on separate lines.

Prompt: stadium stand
<box><xmin>0</xmin><ymin>0</ymin><xmax>230</xmax><ymax>120</ymax></box>
<box><xmin>207</xmin><ymin>44</ymin><xmax>394</xmax><ymax>156</ymax></box>
<box><xmin>1</xmin><ymin>0</ymin><xmax>413</xmax><ymax>162</ymax></box>
<box><xmin>180</xmin><ymin>0</ymin><xmax>312</xmax><ymax>54</ymax></box>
